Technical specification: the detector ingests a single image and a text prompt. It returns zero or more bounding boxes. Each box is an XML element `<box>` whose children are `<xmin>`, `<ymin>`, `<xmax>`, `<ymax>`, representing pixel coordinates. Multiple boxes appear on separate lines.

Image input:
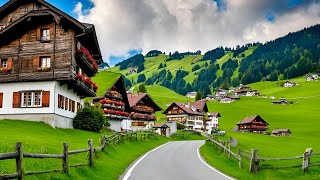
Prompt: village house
<box><xmin>163</xmin><ymin>102</ymin><xmax>205</xmax><ymax>131</ymax></box>
<box><xmin>0</xmin><ymin>0</ymin><xmax>102</xmax><ymax>128</ymax></box>
<box><xmin>271</xmin><ymin>129</ymin><xmax>291</xmax><ymax>136</ymax></box>
<box><xmin>284</xmin><ymin>81</ymin><xmax>299</xmax><ymax>88</ymax></box>
<box><xmin>271</xmin><ymin>98</ymin><xmax>289</xmax><ymax>105</ymax></box>
<box><xmin>186</xmin><ymin>91</ymin><xmax>197</xmax><ymax>98</ymax></box>
<box><xmin>215</xmin><ymin>89</ymin><xmax>228</xmax><ymax>98</ymax></box>
<box><xmin>92</xmin><ymin>76</ymin><xmax>130</xmax><ymax>132</ymax></box>
<box><xmin>125</xmin><ymin>93</ymin><xmax>162</xmax><ymax>131</ymax></box>
<box><xmin>153</xmin><ymin>123</ymin><xmax>170</xmax><ymax>137</ymax></box>
<box><xmin>125</xmin><ymin>67</ymin><xmax>137</xmax><ymax>75</ymax></box>
<box><xmin>306</xmin><ymin>74</ymin><xmax>319</xmax><ymax>81</ymax></box>
<box><xmin>236</xmin><ymin>115</ymin><xmax>269</xmax><ymax>134</ymax></box>
<box><xmin>246</xmin><ymin>90</ymin><xmax>260</xmax><ymax>96</ymax></box>
<box><xmin>205</xmin><ymin>112</ymin><xmax>221</xmax><ymax>134</ymax></box>
<box><xmin>92</xmin><ymin>75</ymin><xmax>161</xmax><ymax>132</ymax></box>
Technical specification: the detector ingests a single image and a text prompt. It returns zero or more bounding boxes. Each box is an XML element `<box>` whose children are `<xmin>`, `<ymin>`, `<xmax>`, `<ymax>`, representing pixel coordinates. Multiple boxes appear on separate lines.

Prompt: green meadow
<box><xmin>0</xmin><ymin>120</ymin><xmax>168</xmax><ymax>179</ymax></box>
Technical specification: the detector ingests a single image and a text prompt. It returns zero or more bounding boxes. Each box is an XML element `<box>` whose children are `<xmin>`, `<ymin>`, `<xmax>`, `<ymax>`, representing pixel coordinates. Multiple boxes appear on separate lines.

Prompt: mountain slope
<box><xmin>108</xmin><ymin>24</ymin><xmax>320</xmax><ymax>96</ymax></box>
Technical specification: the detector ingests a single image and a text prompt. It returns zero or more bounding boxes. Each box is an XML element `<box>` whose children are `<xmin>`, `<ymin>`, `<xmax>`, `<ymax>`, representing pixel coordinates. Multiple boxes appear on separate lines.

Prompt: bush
<box><xmin>73</xmin><ymin>103</ymin><xmax>109</xmax><ymax>132</ymax></box>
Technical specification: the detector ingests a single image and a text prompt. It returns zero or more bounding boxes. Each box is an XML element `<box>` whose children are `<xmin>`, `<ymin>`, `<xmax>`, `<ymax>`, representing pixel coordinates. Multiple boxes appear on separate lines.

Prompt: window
<box><xmin>65</xmin><ymin>98</ymin><xmax>68</xmax><ymax>110</ymax></box>
<box><xmin>21</xmin><ymin>91</ymin><xmax>42</xmax><ymax>107</ymax></box>
<box><xmin>41</xmin><ymin>57</ymin><xmax>50</xmax><ymax>68</ymax></box>
<box><xmin>1</xmin><ymin>59</ymin><xmax>8</xmax><ymax>68</ymax></box>
<box><xmin>41</xmin><ymin>29</ymin><xmax>50</xmax><ymax>41</ymax></box>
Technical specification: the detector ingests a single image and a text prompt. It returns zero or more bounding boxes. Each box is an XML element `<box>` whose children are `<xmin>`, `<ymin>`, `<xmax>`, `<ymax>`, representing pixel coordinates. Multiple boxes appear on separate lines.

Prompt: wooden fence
<box><xmin>0</xmin><ymin>130</ymin><xmax>157</xmax><ymax>180</ymax></box>
<box><xmin>206</xmin><ymin>137</ymin><xmax>320</xmax><ymax>174</ymax></box>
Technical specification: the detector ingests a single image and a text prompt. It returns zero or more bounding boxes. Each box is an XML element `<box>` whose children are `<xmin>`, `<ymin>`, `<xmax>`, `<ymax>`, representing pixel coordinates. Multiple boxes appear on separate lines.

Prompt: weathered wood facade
<box><xmin>237</xmin><ymin>115</ymin><xmax>269</xmax><ymax>133</ymax></box>
<box><xmin>0</xmin><ymin>0</ymin><xmax>102</xmax><ymax>128</ymax></box>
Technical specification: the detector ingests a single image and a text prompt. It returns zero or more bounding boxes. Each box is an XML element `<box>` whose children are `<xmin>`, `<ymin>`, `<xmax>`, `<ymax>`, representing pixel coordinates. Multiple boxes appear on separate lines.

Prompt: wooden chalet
<box><xmin>272</xmin><ymin>129</ymin><xmax>291</xmax><ymax>136</ymax></box>
<box><xmin>163</xmin><ymin>101</ymin><xmax>206</xmax><ymax>131</ymax></box>
<box><xmin>237</xmin><ymin>115</ymin><xmax>269</xmax><ymax>133</ymax></box>
<box><xmin>126</xmin><ymin>93</ymin><xmax>162</xmax><ymax>130</ymax></box>
<box><xmin>0</xmin><ymin>0</ymin><xmax>102</xmax><ymax>128</ymax></box>
<box><xmin>92</xmin><ymin>76</ymin><xmax>130</xmax><ymax>131</ymax></box>
<box><xmin>205</xmin><ymin>112</ymin><xmax>221</xmax><ymax>134</ymax></box>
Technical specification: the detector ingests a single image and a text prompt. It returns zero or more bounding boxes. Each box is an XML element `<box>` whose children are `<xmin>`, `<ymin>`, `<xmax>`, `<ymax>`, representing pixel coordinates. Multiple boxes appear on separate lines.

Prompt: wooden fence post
<box><xmin>302</xmin><ymin>148</ymin><xmax>312</xmax><ymax>173</ymax></box>
<box><xmin>238</xmin><ymin>148</ymin><xmax>242</xmax><ymax>169</ymax></box>
<box><xmin>16</xmin><ymin>142</ymin><xmax>24</xmax><ymax>180</ymax></box>
<box><xmin>228</xmin><ymin>142</ymin><xmax>231</xmax><ymax>160</ymax></box>
<box><xmin>101</xmin><ymin>135</ymin><xmax>107</xmax><ymax>151</ymax></box>
<box><xmin>223</xmin><ymin>142</ymin><xmax>226</xmax><ymax>156</ymax></box>
<box><xmin>63</xmin><ymin>143</ymin><xmax>69</xmax><ymax>174</ymax></box>
<box><xmin>249</xmin><ymin>149</ymin><xmax>259</xmax><ymax>174</ymax></box>
<box><xmin>88</xmin><ymin>139</ymin><xmax>94</xmax><ymax>167</ymax></box>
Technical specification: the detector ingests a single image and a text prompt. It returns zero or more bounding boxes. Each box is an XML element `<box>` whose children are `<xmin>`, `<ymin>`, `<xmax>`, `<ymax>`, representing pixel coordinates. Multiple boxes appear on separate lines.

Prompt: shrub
<box><xmin>73</xmin><ymin>103</ymin><xmax>109</xmax><ymax>132</ymax></box>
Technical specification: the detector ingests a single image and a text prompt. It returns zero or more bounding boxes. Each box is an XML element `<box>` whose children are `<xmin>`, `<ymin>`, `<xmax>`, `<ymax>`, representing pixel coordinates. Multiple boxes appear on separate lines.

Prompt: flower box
<box><xmin>0</xmin><ymin>68</ymin><xmax>12</xmax><ymax>73</ymax></box>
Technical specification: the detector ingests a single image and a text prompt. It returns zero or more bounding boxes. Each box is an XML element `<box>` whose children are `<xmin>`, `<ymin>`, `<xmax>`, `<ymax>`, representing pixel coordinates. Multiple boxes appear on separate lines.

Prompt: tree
<box><xmin>138</xmin><ymin>83</ymin><xmax>147</xmax><ymax>93</ymax></box>
<box><xmin>73</xmin><ymin>103</ymin><xmax>109</xmax><ymax>132</ymax></box>
<box><xmin>137</xmin><ymin>74</ymin><xmax>146</xmax><ymax>83</ymax></box>
<box><xmin>269</xmin><ymin>71</ymin><xmax>278</xmax><ymax>81</ymax></box>
<box><xmin>158</xmin><ymin>63</ymin><xmax>163</xmax><ymax>69</ymax></box>
<box><xmin>195</xmin><ymin>91</ymin><xmax>202</xmax><ymax>101</ymax></box>
<box><xmin>137</xmin><ymin>64</ymin><xmax>145</xmax><ymax>73</ymax></box>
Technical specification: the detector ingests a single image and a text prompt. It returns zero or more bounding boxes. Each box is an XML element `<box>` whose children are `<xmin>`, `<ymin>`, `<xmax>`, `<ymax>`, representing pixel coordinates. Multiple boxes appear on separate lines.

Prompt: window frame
<box><xmin>41</xmin><ymin>57</ymin><xmax>51</xmax><ymax>68</ymax></box>
<box><xmin>1</xmin><ymin>58</ymin><xmax>8</xmax><ymax>68</ymax></box>
<box><xmin>41</xmin><ymin>28</ymin><xmax>50</xmax><ymax>41</ymax></box>
<box><xmin>21</xmin><ymin>91</ymin><xmax>42</xmax><ymax>108</ymax></box>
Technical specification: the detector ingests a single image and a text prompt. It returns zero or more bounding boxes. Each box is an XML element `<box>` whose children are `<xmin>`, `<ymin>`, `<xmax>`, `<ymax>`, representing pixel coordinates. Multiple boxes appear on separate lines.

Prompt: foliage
<box><xmin>192</xmin><ymin>64</ymin><xmax>201</xmax><ymax>72</ymax></box>
<box><xmin>73</xmin><ymin>103</ymin><xmax>109</xmax><ymax>132</ymax></box>
<box><xmin>167</xmin><ymin>51</ymin><xmax>201</xmax><ymax>61</ymax></box>
<box><xmin>195</xmin><ymin>91</ymin><xmax>202</xmax><ymax>101</ymax></box>
<box><xmin>117</xmin><ymin>54</ymin><xmax>145</xmax><ymax>70</ymax></box>
<box><xmin>202</xmin><ymin>47</ymin><xmax>225</xmax><ymax>63</ymax></box>
<box><xmin>137</xmin><ymin>74</ymin><xmax>146</xmax><ymax>83</ymax></box>
<box><xmin>158</xmin><ymin>63</ymin><xmax>163</xmax><ymax>69</ymax></box>
<box><xmin>124</xmin><ymin>77</ymin><xmax>132</xmax><ymax>88</ymax></box>
<box><xmin>137</xmin><ymin>63</ymin><xmax>145</xmax><ymax>73</ymax></box>
<box><xmin>138</xmin><ymin>83</ymin><xmax>147</xmax><ymax>93</ymax></box>
<box><xmin>146</xmin><ymin>50</ymin><xmax>162</xmax><ymax>57</ymax></box>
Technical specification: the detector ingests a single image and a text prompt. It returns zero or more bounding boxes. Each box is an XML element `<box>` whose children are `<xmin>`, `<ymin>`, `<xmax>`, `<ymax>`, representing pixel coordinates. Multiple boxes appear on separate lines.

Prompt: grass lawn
<box><xmin>199</xmin><ymin>78</ymin><xmax>320</xmax><ymax>179</ymax></box>
<box><xmin>0</xmin><ymin>120</ymin><xmax>169</xmax><ymax>179</ymax></box>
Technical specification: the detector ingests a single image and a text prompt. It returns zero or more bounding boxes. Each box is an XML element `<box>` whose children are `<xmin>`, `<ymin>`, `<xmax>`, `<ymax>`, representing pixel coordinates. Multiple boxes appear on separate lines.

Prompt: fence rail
<box><xmin>0</xmin><ymin>130</ymin><xmax>157</xmax><ymax>180</ymax></box>
<box><xmin>206</xmin><ymin>137</ymin><xmax>320</xmax><ymax>174</ymax></box>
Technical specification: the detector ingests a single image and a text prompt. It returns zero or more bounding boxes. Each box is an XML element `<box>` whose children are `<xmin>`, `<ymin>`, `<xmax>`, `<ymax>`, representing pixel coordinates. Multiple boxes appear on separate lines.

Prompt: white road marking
<box><xmin>197</xmin><ymin>144</ymin><xmax>235</xmax><ymax>180</ymax></box>
<box><xmin>123</xmin><ymin>142</ymin><xmax>171</xmax><ymax>180</ymax></box>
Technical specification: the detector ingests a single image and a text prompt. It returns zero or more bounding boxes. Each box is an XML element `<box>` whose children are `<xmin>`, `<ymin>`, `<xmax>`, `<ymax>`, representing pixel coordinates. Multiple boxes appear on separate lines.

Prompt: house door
<box><xmin>161</xmin><ymin>128</ymin><xmax>166</xmax><ymax>136</ymax></box>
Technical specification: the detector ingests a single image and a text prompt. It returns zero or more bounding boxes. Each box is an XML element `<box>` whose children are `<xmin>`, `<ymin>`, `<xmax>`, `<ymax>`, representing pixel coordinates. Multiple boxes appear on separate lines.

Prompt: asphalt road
<box><xmin>121</xmin><ymin>140</ymin><xmax>233</xmax><ymax>180</ymax></box>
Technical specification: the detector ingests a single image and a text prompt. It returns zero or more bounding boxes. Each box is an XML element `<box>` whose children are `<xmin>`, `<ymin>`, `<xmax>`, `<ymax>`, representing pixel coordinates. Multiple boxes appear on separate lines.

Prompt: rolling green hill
<box><xmin>0</xmin><ymin>120</ymin><xmax>168</xmax><ymax>180</ymax></box>
<box><xmin>107</xmin><ymin>24</ymin><xmax>320</xmax><ymax>97</ymax></box>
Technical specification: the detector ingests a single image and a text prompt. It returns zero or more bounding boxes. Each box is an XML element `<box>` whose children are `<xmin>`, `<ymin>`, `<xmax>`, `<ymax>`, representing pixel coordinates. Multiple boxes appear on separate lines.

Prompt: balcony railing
<box><xmin>132</xmin><ymin>105</ymin><xmax>154</xmax><ymax>114</ymax></box>
<box><xmin>76</xmin><ymin>47</ymin><xmax>99</xmax><ymax>76</ymax></box>
<box><xmin>130</xmin><ymin>113</ymin><xmax>156</xmax><ymax>121</ymax></box>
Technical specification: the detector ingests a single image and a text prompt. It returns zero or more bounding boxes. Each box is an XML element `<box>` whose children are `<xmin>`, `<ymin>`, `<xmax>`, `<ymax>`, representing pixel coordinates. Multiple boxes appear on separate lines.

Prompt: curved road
<box><xmin>120</xmin><ymin>140</ymin><xmax>233</xmax><ymax>180</ymax></box>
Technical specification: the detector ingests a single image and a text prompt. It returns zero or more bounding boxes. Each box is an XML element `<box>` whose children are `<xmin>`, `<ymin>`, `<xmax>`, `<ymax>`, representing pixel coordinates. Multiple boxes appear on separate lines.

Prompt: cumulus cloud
<box><xmin>74</xmin><ymin>0</ymin><xmax>320</xmax><ymax>65</ymax></box>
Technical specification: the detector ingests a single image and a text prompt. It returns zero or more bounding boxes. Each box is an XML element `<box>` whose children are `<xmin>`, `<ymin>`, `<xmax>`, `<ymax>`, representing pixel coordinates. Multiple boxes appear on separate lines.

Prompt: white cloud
<box><xmin>74</xmin><ymin>0</ymin><xmax>320</xmax><ymax>65</ymax></box>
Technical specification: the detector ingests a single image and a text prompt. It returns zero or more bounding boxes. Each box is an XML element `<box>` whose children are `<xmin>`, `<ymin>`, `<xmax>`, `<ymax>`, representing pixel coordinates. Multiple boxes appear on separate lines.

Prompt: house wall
<box><xmin>0</xmin><ymin>81</ymin><xmax>83</xmax><ymax>128</ymax></box>
<box><xmin>165</xmin><ymin>121</ymin><xmax>177</xmax><ymax>134</ymax></box>
<box><xmin>121</xmin><ymin>119</ymin><xmax>155</xmax><ymax>131</ymax></box>
<box><xmin>109</xmin><ymin>119</ymin><xmax>122</xmax><ymax>132</ymax></box>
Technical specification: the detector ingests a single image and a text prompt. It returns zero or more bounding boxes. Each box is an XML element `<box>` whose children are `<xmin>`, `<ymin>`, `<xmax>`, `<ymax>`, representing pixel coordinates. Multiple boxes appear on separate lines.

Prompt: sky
<box><xmin>1</xmin><ymin>0</ymin><xmax>320</xmax><ymax>66</ymax></box>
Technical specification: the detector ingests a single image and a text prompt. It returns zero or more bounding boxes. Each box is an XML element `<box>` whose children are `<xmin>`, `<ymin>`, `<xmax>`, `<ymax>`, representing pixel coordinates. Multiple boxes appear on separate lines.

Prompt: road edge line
<box><xmin>197</xmin><ymin>144</ymin><xmax>235</xmax><ymax>180</ymax></box>
<box><xmin>123</xmin><ymin>142</ymin><xmax>171</xmax><ymax>180</ymax></box>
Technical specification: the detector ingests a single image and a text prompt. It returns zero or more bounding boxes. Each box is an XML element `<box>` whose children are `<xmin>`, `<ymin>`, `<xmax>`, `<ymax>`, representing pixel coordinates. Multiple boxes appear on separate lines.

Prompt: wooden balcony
<box><xmin>75</xmin><ymin>52</ymin><xmax>97</xmax><ymax>77</ymax></box>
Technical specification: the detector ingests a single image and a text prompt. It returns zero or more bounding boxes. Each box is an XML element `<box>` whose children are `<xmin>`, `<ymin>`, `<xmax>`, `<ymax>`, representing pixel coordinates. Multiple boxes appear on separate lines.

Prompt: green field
<box><xmin>141</xmin><ymin>77</ymin><xmax>320</xmax><ymax>179</ymax></box>
<box><xmin>0</xmin><ymin>120</ymin><xmax>168</xmax><ymax>179</ymax></box>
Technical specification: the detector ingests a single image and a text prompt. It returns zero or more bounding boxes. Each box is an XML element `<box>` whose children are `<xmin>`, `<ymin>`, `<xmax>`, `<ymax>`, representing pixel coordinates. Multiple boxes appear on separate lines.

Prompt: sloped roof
<box><xmin>189</xmin><ymin>100</ymin><xmax>208</xmax><ymax>112</ymax></box>
<box><xmin>163</xmin><ymin>102</ymin><xmax>203</xmax><ymax>115</ymax></box>
<box><xmin>237</xmin><ymin>115</ymin><xmax>269</xmax><ymax>125</ymax></box>
<box><xmin>127</xmin><ymin>93</ymin><xmax>162</xmax><ymax>111</ymax></box>
<box><xmin>208</xmin><ymin>112</ymin><xmax>221</xmax><ymax>117</ymax></box>
<box><xmin>153</xmin><ymin>123</ymin><xmax>169</xmax><ymax>128</ymax></box>
<box><xmin>272</xmin><ymin>129</ymin><xmax>291</xmax><ymax>134</ymax></box>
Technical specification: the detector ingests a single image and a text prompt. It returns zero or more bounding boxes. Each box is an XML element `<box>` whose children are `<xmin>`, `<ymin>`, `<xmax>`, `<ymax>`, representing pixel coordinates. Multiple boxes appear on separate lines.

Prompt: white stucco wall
<box><xmin>121</xmin><ymin>119</ymin><xmax>154</xmax><ymax>131</ymax></box>
<box><xmin>0</xmin><ymin>81</ymin><xmax>84</xmax><ymax>128</ymax></box>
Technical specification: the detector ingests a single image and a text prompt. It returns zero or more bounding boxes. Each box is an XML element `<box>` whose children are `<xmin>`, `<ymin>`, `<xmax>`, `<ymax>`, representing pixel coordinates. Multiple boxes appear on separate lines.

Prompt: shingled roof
<box><xmin>237</xmin><ymin>115</ymin><xmax>269</xmax><ymax>125</ymax></box>
<box><xmin>127</xmin><ymin>93</ymin><xmax>162</xmax><ymax>111</ymax></box>
<box><xmin>163</xmin><ymin>102</ymin><xmax>203</xmax><ymax>115</ymax></box>
<box><xmin>189</xmin><ymin>100</ymin><xmax>208</xmax><ymax>112</ymax></box>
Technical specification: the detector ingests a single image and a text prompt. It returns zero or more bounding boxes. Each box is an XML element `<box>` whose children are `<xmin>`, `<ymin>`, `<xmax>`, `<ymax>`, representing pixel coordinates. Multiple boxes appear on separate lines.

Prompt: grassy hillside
<box><xmin>0</xmin><ymin>120</ymin><xmax>168</xmax><ymax>179</ymax></box>
<box><xmin>127</xmin><ymin>77</ymin><xmax>320</xmax><ymax>179</ymax></box>
<box><xmin>91</xmin><ymin>71</ymin><xmax>122</xmax><ymax>96</ymax></box>
<box><xmin>200</xmin><ymin>78</ymin><xmax>320</xmax><ymax>179</ymax></box>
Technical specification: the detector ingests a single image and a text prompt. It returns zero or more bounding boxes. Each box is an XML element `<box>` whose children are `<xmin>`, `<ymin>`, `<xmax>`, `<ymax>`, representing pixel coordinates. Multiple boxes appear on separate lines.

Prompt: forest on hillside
<box><xmin>113</xmin><ymin>24</ymin><xmax>320</xmax><ymax>97</ymax></box>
